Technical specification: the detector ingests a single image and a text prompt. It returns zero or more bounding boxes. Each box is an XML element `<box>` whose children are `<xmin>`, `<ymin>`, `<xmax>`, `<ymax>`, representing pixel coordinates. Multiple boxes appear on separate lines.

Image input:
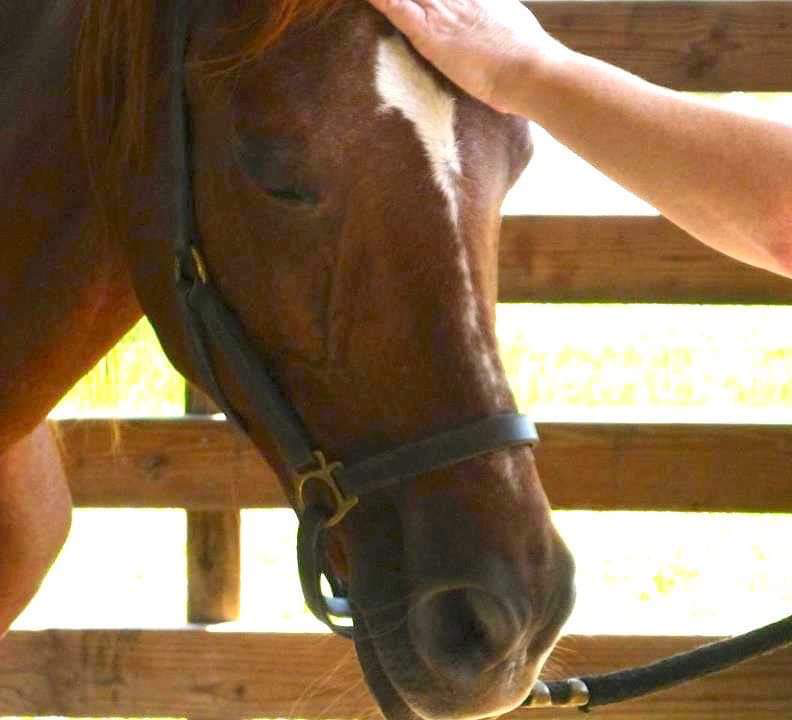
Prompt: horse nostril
<box><xmin>410</xmin><ymin>587</ymin><xmax>519</xmax><ymax>681</ymax></box>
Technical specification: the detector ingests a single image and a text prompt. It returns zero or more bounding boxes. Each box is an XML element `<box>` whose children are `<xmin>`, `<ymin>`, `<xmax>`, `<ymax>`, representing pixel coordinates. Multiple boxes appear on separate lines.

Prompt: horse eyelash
<box><xmin>268</xmin><ymin>187</ymin><xmax>319</xmax><ymax>205</ymax></box>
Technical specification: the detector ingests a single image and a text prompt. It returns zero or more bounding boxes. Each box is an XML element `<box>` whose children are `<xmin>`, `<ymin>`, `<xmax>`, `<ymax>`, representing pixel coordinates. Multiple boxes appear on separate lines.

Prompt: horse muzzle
<box><xmin>409</xmin><ymin>586</ymin><xmax>524</xmax><ymax>684</ymax></box>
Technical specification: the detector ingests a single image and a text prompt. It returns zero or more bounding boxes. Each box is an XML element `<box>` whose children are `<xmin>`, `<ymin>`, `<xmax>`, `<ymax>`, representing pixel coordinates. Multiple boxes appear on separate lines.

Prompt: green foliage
<box><xmin>50</xmin><ymin>318</ymin><xmax>185</xmax><ymax>418</ymax></box>
<box><xmin>497</xmin><ymin>304</ymin><xmax>792</xmax><ymax>418</ymax></box>
<box><xmin>49</xmin><ymin>305</ymin><xmax>792</xmax><ymax>420</ymax></box>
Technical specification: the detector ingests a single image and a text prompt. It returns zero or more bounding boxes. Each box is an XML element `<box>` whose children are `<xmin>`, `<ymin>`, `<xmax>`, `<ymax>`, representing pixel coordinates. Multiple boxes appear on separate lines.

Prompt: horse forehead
<box><xmin>373</xmin><ymin>33</ymin><xmax>461</xmax><ymax>225</ymax></box>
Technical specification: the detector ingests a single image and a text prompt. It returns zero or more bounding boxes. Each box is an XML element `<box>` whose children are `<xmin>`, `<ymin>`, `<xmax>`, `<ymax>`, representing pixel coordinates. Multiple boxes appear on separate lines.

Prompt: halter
<box><xmin>166</xmin><ymin>1</ymin><xmax>539</xmax><ymax>638</ymax></box>
<box><xmin>165</xmin><ymin>2</ymin><xmax>792</xmax><ymax>712</ymax></box>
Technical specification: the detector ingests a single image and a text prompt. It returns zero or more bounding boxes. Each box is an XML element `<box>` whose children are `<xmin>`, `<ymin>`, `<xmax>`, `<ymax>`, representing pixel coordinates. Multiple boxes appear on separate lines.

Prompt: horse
<box><xmin>0</xmin><ymin>1</ymin><xmax>575</xmax><ymax>718</ymax></box>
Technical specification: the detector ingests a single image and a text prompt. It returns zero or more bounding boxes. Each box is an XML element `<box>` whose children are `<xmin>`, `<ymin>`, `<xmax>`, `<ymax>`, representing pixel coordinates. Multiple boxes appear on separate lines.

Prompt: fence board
<box><xmin>58</xmin><ymin>417</ymin><xmax>285</xmax><ymax>509</ymax></box>
<box><xmin>1</xmin><ymin>629</ymin><xmax>790</xmax><ymax>718</ymax></box>
<box><xmin>58</xmin><ymin>418</ymin><xmax>792</xmax><ymax>513</ymax></box>
<box><xmin>532</xmin><ymin>1</ymin><xmax>792</xmax><ymax>91</ymax></box>
<box><xmin>535</xmin><ymin>423</ymin><xmax>792</xmax><ymax>512</ymax></box>
<box><xmin>499</xmin><ymin>216</ymin><xmax>792</xmax><ymax>304</ymax></box>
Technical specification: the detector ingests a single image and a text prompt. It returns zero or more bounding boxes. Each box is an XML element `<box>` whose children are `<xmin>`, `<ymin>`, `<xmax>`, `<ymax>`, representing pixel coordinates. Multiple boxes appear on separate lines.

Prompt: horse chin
<box><xmin>352</xmin><ymin>608</ymin><xmax>523</xmax><ymax>720</ymax></box>
<box><xmin>353</xmin><ymin>609</ymin><xmax>424</xmax><ymax>720</ymax></box>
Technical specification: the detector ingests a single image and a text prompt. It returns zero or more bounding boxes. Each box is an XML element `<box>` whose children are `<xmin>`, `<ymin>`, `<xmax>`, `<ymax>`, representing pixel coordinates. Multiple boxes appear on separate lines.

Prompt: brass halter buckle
<box><xmin>295</xmin><ymin>451</ymin><xmax>358</xmax><ymax>528</ymax></box>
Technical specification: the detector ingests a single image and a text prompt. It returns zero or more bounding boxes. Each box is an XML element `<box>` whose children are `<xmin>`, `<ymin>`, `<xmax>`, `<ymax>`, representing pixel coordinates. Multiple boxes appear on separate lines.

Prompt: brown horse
<box><xmin>0</xmin><ymin>1</ymin><xmax>575</xmax><ymax>718</ymax></box>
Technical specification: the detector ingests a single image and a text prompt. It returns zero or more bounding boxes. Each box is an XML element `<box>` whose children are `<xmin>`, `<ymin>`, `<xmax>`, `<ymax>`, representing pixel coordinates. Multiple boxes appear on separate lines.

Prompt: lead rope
<box><xmin>522</xmin><ymin>612</ymin><xmax>792</xmax><ymax>711</ymax></box>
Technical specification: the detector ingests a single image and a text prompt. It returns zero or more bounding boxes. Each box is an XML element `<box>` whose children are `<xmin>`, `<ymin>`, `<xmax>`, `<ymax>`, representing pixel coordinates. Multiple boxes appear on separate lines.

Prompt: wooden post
<box><xmin>186</xmin><ymin>386</ymin><xmax>241</xmax><ymax>624</ymax></box>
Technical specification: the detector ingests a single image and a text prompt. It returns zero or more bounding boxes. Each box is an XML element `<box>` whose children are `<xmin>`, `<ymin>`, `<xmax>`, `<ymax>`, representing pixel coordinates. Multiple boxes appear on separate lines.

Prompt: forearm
<box><xmin>510</xmin><ymin>48</ymin><xmax>792</xmax><ymax>278</ymax></box>
<box><xmin>366</xmin><ymin>0</ymin><xmax>792</xmax><ymax>278</ymax></box>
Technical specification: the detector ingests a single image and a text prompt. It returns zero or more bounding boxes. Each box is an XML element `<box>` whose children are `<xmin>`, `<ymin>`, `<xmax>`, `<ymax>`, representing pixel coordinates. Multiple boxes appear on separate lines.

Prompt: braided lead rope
<box><xmin>522</xmin><ymin>613</ymin><xmax>792</xmax><ymax>711</ymax></box>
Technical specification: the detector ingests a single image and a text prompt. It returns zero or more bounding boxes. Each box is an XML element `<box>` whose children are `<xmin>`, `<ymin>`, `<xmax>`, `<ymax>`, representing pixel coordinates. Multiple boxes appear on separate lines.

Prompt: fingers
<box><xmin>366</xmin><ymin>0</ymin><xmax>428</xmax><ymax>37</ymax></box>
<box><xmin>362</xmin><ymin>0</ymin><xmax>542</xmax><ymax>112</ymax></box>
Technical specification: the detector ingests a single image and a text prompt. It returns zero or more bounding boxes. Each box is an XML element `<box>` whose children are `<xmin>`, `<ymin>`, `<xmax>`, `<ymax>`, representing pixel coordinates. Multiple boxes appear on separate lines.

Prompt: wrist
<box><xmin>490</xmin><ymin>37</ymin><xmax>575</xmax><ymax>119</ymax></box>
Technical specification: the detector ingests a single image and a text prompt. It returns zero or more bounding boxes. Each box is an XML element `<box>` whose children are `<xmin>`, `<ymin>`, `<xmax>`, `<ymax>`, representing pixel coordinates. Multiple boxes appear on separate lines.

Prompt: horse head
<box><xmin>80</xmin><ymin>1</ymin><xmax>575</xmax><ymax>718</ymax></box>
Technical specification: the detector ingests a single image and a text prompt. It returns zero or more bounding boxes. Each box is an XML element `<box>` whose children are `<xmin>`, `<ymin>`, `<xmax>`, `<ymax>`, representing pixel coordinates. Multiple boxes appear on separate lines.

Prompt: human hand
<box><xmin>365</xmin><ymin>0</ymin><xmax>564</xmax><ymax>114</ymax></box>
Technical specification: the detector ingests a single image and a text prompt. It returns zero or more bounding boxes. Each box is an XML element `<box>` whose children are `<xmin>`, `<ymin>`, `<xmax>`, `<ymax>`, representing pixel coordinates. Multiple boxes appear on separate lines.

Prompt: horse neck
<box><xmin>0</xmin><ymin>0</ymin><xmax>141</xmax><ymax>448</ymax></box>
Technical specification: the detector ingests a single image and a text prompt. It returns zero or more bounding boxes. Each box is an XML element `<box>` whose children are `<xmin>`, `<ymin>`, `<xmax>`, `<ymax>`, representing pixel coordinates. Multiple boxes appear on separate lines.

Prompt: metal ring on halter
<box><xmin>295</xmin><ymin>451</ymin><xmax>359</xmax><ymax>528</ymax></box>
<box><xmin>190</xmin><ymin>247</ymin><xmax>209</xmax><ymax>283</ymax></box>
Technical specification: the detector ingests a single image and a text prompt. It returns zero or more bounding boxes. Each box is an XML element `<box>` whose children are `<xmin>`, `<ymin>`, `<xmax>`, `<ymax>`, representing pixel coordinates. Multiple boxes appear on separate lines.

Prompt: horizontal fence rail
<box><xmin>499</xmin><ymin>216</ymin><xmax>792</xmax><ymax>304</ymax></box>
<box><xmin>2</xmin><ymin>629</ymin><xmax>790</xmax><ymax>718</ymax></box>
<box><xmin>57</xmin><ymin>418</ymin><xmax>792</xmax><ymax>513</ymax></box>
<box><xmin>533</xmin><ymin>1</ymin><xmax>792</xmax><ymax>91</ymax></box>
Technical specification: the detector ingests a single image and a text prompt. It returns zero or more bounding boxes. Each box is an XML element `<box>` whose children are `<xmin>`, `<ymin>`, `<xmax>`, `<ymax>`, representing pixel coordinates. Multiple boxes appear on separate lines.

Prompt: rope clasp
<box><xmin>523</xmin><ymin>679</ymin><xmax>590</xmax><ymax>709</ymax></box>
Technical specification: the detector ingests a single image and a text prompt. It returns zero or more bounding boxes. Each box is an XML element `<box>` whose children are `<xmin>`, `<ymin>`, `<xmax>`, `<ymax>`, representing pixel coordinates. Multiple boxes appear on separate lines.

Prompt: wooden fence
<box><xmin>3</xmin><ymin>2</ymin><xmax>792</xmax><ymax>718</ymax></box>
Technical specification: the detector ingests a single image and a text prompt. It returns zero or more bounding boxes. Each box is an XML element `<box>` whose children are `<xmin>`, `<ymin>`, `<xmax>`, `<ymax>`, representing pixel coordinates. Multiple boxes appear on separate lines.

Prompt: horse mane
<box><xmin>76</xmin><ymin>0</ymin><xmax>342</xmax><ymax>236</ymax></box>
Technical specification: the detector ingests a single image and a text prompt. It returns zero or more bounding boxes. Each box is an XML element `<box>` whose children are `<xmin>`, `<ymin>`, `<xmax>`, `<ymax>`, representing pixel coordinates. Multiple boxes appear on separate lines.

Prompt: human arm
<box><xmin>366</xmin><ymin>0</ymin><xmax>792</xmax><ymax>278</ymax></box>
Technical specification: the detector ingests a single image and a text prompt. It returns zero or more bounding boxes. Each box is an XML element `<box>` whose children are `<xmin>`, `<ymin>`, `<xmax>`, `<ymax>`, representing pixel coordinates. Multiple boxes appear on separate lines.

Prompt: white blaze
<box><xmin>373</xmin><ymin>33</ymin><xmax>509</xmax><ymax>406</ymax></box>
<box><xmin>375</xmin><ymin>34</ymin><xmax>461</xmax><ymax>227</ymax></box>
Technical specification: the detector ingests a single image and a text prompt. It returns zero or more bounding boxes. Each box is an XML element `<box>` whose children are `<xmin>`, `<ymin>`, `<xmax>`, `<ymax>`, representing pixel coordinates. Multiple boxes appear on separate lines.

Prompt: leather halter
<box><xmin>167</xmin><ymin>1</ymin><xmax>538</xmax><ymax>636</ymax></box>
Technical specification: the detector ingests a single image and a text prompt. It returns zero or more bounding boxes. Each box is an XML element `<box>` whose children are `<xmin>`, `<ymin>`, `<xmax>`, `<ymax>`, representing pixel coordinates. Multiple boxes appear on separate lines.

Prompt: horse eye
<box><xmin>267</xmin><ymin>187</ymin><xmax>319</xmax><ymax>205</ymax></box>
<box><xmin>235</xmin><ymin>137</ymin><xmax>319</xmax><ymax>206</ymax></box>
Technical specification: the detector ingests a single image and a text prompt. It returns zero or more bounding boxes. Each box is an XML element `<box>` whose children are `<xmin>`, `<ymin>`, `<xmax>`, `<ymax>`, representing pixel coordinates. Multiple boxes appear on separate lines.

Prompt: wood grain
<box><xmin>534</xmin><ymin>423</ymin><xmax>792</xmax><ymax>512</ymax></box>
<box><xmin>186</xmin><ymin>386</ymin><xmax>241</xmax><ymax>624</ymax></box>
<box><xmin>499</xmin><ymin>216</ymin><xmax>792</xmax><ymax>304</ymax></box>
<box><xmin>1</xmin><ymin>629</ymin><xmax>790</xmax><ymax>718</ymax></box>
<box><xmin>58</xmin><ymin>417</ymin><xmax>285</xmax><ymax>509</ymax></box>
<box><xmin>58</xmin><ymin>418</ymin><xmax>792</xmax><ymax>512</ymax></box>
<box><xmin>187</xmin><ymin>509</ymin><xmax>241</xmax><ymax>623</ymax></box>
<box><xmin>531</xmin><ymin>1</ymin><xmax>792</xmax><ymax>91</ymax></box>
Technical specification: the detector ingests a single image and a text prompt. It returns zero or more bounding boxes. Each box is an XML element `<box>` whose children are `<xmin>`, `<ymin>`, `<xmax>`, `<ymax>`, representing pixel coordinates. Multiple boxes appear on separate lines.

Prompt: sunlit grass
<box><xmin>47</xmin><ymin>305</ymin><xmax>792</xmax><ymax>421</ymax></box>
<box><xmin>49</xmin><ymin>318</ymin><xmax>185</xmax><ymax>419</ymax></box>
<box><xmin>498</xmin><ymin>303</ymin><xmax>792</xmax><ymax>421</ymax></box>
